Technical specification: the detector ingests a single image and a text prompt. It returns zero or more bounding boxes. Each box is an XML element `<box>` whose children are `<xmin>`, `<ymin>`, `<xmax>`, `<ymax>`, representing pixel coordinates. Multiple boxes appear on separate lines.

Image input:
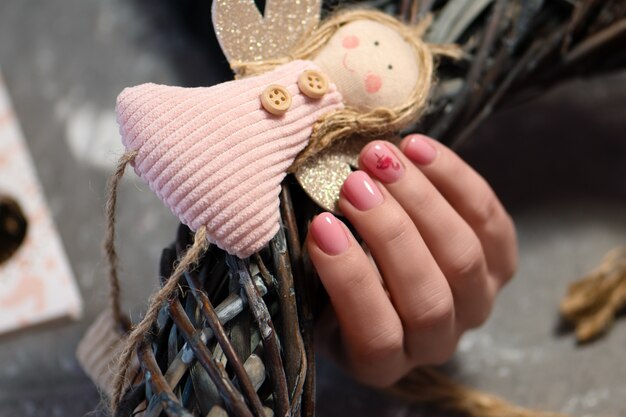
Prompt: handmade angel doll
<box><xmin>113</xmin><ymin>1</ymin><xmax>457</xmax><ymax>259</ymax></box>
<box><xmin>105</xmin><ymin>1</ymin><xmax>458</xmax><ymax>409</ymax></box>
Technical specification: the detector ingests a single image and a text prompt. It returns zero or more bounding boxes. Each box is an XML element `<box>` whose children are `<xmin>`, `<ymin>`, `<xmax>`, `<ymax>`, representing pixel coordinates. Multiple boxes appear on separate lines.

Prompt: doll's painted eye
<box><xmin>374</xmin><ymin>41</ymin><xmax>379</xmax><ymax>46</ymax></box>
<box><xmin>388</xmin><ymin>64</ymin><xmax>393</xmax><ymax>70</ymax></box>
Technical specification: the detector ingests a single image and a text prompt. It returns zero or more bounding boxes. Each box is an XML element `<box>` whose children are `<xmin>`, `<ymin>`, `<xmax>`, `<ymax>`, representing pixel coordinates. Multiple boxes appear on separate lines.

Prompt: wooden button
<box><xmin>260</xmin><ymin>85</ymin><xmax>292</xmax><ymax>115</ymax></box>
<box><xmin>298</xmin><ymin>70</ymin><xmax>329</xmax><ymax>99</ymax></box>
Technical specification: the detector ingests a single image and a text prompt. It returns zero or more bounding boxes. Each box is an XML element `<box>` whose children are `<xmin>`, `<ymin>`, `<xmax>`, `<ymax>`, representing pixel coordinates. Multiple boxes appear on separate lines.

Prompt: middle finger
<box><xmin>359</xmin><ymin>141</ymin><xmax>493</xmax><ymax>329</ymax></box>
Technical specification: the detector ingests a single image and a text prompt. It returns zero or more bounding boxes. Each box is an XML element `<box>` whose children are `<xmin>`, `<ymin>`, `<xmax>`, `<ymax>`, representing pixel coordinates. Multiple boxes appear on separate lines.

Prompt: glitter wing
<box><xmin>212</xmin><ymin>0</ymin><xmax>322</xmax><ymax>64</ymax></box>
<box><xmin>295</xmin><ymin>136</ymin><xmax>402</xmax><ymax>213</ymax></box>
<box><xmin>294</xmin><ymin>144</ymin><xmax>358</xmax><ymax>214</ymax></box>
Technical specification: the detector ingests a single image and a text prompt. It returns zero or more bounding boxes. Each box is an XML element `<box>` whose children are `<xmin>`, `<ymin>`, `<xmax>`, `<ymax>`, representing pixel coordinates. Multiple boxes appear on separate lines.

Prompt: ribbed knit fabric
<box><xmin>116</xmin><ymin>60</ymin><xmax>344</xmax><ymax>258</ymax></box>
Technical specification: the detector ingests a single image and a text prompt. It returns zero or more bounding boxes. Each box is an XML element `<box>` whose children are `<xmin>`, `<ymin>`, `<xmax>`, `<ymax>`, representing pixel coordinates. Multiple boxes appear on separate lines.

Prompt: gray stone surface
<box><xmin>0</xmin><ymin>1</ymin><xmax>624</xmax><ymax>416</ymax></box>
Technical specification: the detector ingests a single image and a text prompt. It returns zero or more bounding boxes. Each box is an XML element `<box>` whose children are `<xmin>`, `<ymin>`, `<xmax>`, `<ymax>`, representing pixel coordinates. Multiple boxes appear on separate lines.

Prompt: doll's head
<box><xmin>312</xmin><ymin>18</ymin><xmax>422</xmax><ymax>111</ymax></box>
<box><xmin>233</xmin><ymin>9</ymin><xmax>447</xmax><ymax>167</ymax></box>
<box><xmin>306</xmin><ymin>10</ymin><xmax>433</xmax><ymax>113</ymax></box>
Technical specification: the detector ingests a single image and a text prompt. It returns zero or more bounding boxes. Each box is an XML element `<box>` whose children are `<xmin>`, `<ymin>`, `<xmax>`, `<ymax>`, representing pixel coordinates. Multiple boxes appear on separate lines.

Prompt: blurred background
<box><xmin>0</xmin><ymin>1</ymin><xmax>625</xmax><ymax>416</ymax></box>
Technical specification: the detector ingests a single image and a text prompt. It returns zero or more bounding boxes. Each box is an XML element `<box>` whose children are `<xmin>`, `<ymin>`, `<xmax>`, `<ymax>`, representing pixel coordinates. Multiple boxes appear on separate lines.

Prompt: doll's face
<box><xmin>313</xmin><ymin>20</ymin><xmax>420</xmax><ymax>111</ymax></box>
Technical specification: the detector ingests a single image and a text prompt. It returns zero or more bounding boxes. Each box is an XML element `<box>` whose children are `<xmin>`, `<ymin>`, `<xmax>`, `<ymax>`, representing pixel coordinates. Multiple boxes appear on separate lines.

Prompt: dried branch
<box><xmin>184</xmin><ymin>269</ymin><xmax>267</xmax><ymax>417</ymax></box>
<box><xmin>169</xmin><ymin>299</ymin><xmax>253</xmax><ymax>417</ymax></box>
<box><xmin>227</xmin><ymin>255</ymin><xmax>292</xmax><ymax>417</ymax></box>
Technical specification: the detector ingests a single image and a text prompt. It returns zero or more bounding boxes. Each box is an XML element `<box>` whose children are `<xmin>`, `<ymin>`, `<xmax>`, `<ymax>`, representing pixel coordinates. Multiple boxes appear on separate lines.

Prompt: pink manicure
<box><xmin>361</xmin><ymin>142</ymin><xmax>404</xmax><ymax>183</ymax></box>
<box><xmin>310</xmin><ymin>213</ymin><xmax>349</xmax><ymax>255</ymax></box>
<box><xmin>342</xmin><ymin>171</ymin><xmax>384</xmax><ymax>211</ymax></box>
<box><xmin>404</xmin><ymin>135</ymin><xmax>438</xmax><ymax>165</ymax></box>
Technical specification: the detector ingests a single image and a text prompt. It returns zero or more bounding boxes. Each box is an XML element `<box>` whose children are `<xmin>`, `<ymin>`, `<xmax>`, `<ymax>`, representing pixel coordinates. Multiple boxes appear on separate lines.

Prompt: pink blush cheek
<box><xmin>365</xmin><ymin>73</ymin><xmax>382</xmax><ymax>94</ymax></box>
<box><xmin>342</xmin><ymin>35</ymin><xmax>359</xmax><ymax>49</ymax></box>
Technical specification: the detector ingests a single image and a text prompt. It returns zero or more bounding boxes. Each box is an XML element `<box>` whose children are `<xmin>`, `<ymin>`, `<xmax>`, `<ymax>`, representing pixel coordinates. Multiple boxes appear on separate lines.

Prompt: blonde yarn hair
<box><xmin>232</xmin><ymin>9</ymin><xmax>461</xmax><ymax>171</ymax></box>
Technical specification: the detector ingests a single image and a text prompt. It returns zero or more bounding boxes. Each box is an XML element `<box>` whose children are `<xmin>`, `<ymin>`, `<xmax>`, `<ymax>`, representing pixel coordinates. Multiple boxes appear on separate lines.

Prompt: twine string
<box><xmin>104</xmin><ymin>150</ymin><xmax>138</xmax><ymax>331</ymax></box>
<box><xmin>110</xmin><ymin>226</ymin><xmax>209</xmax><ymax>413</ymax></box>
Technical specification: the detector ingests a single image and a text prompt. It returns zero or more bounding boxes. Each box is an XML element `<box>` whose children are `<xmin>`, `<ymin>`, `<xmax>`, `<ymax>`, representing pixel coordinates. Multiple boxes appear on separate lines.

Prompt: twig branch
<box><xmin>227</xmin><ymin>255</ymin><xmax>291</xmax><ymax>417</ymax></box>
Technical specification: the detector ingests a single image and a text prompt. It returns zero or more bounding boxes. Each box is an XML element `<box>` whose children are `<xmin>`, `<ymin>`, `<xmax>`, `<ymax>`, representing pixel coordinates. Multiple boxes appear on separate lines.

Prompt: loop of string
<box><xmin>104</xmin><ymin>150</ymin><xmax>137</xmax><ymax>331</ymax></box>
<box><xmin>103</xmin><ymin>151</ymin><xmax>210</xmax><ymax>412</ymax></box>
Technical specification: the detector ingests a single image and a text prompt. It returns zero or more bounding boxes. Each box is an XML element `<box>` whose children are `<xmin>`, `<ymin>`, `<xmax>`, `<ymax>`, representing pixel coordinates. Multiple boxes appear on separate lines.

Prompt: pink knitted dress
<box><xmin>116</xmin><ymin>60</ymin><xmax>344</xmax><ymax>258</ymax></box>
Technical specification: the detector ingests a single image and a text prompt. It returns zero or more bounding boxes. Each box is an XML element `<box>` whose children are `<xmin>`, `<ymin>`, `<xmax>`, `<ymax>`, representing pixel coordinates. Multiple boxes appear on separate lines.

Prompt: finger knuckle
<box><xmin>338</xmin><ymin>251</ymin><xmax>371</xmax><ymax>288</ymax></box>
<box><xmin>500</xmin><ymin>260</ymin><xmax>518</xmax><ymax>285</ymax></box>
<box><xmin>405</xmin><ymin>289</ymin><xmax>454</xmax><ymax>332</ymax></box>
<box><xmin>486</xmin><ymin>212</ymin><xmax>519</xmax><ymax>287</ymax></box>
<box><xmin>498</xmin><ymin>215</ymin><xmax>519</xmax><ymax>283</ymax></box>
<box><xmin>499</xmin><ymin>261</ymin><xmax>518</xmax><ymax>287</ymax></box>
<box><xmin>408</xmin><ymin>185</ymin><xmax>438</xmax><ymax>215</ymax></box>
<box><xmin>353</xmin><ymin>327</ymin><xmax>404</xmax><ymax>365</ymax></box>
<box><xmin>472</xmin><ymin>192</ymin><xmax>501</xmax><ymax>228</ymax></box>
<box><xmin>374</xmin><ymin>213</ymin><xmax>414</xmax><ymax>247</ymax></box>
<box><xmin>447</xmin><ymin>239</ymin><xmax>485</xmax><ymax>279</ymax></box>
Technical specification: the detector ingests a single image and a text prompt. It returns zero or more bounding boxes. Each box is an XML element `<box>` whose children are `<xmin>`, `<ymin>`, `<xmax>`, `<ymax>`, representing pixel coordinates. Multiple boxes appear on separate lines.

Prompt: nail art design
<box><xmin>362</xmin><ymin>143</ymin><xmax>404</xmax><ymax>183</ymax></box>
<box><xmin>375</xmin><ymin>152</ymin><xmax>401</xmax><ymax>170</ymax></box>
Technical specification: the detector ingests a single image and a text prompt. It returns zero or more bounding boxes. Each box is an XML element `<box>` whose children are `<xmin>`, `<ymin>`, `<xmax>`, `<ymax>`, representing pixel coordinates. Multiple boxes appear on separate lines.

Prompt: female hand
<box><xmin>306</xmin><ymin>135</ymin><xmax>518</xmax><ymax>387</ymax></box>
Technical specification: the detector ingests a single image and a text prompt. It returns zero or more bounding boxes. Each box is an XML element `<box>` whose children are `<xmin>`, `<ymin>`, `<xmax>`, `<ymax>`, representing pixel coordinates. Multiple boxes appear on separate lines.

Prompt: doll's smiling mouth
<box><xmin>342</xmin><ymin>52</ymin><xmax>356</xmax><ymax>73</ymax></box>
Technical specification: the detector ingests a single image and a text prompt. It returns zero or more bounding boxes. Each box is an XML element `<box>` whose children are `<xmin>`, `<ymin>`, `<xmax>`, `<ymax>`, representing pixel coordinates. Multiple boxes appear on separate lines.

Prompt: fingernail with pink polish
<box><xmin>362</xmin><ymin>142</ymin><xmax>404</xmax><ymax>183</ymax></box>
<box><xmin>404</xmin><ymin>135</ymin><xmax>437</xmax><ymax>165</ymax></box>
<box><xmin>311</xmin><ymin>213</ymin><xmax>349</xmax><ymax>255</ymax></box>
<box><xmin>342</xmin><ymin>171</ymin><xmax>384</xmax><ymax>211</ymax></box>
